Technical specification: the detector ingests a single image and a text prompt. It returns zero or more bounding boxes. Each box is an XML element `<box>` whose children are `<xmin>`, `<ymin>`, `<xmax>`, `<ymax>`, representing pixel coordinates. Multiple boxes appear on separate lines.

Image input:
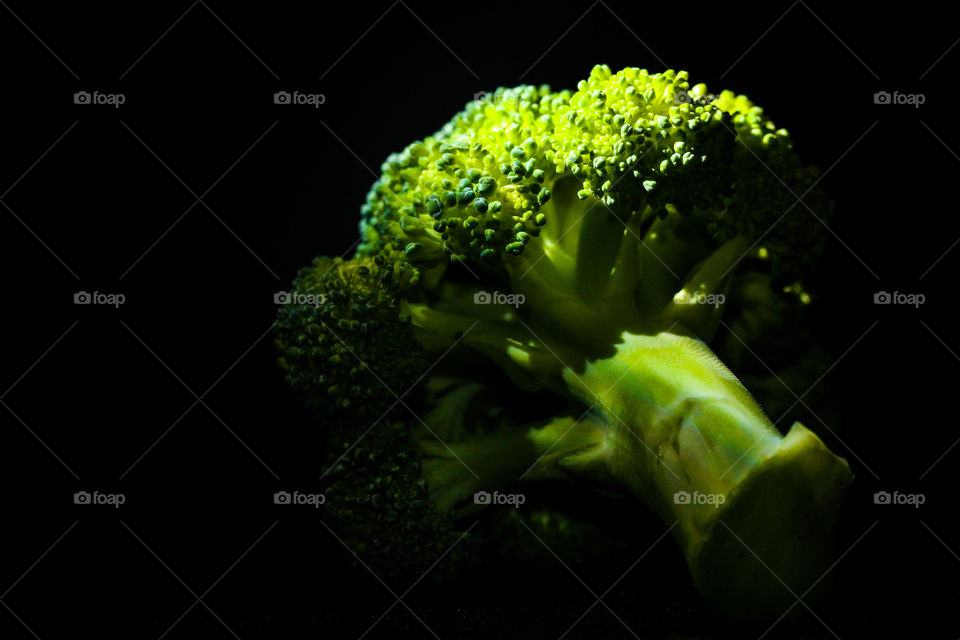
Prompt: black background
<box><xmin>1</xmin><ymin>1</ymin><xmax>957</xmax><ymax>638</ymax></box>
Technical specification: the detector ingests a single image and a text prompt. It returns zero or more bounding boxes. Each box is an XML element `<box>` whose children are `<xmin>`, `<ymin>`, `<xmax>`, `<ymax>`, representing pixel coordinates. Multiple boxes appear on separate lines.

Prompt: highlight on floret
<box><xmin>276</xmin><ymin>64</ymin><xmax>852</xmax><ymax>620</ymax></box>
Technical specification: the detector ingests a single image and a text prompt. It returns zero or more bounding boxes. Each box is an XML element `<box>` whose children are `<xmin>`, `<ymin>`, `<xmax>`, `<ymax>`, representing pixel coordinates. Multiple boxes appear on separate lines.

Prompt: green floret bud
<box><xmin>275</xmin><ymin>256</ymin><xmax>428</xmax><ymax>428</ymax></box>
<box><xmin>477</xmin><ymin>177</ymin><xmax>497</xmax><ymax>195</ymax></box>
<box><xmin>322</xmin><ymin>420</ymin><xmax>471</xmax><ymax>585</ymax></box>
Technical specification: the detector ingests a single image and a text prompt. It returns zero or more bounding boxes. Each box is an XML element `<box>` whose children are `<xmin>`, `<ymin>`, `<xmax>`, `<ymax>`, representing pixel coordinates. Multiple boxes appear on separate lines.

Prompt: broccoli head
<box><xmin>277</xmin><ymin>65</ymin><xmax>852</xmax><ymax>620</ymax></box>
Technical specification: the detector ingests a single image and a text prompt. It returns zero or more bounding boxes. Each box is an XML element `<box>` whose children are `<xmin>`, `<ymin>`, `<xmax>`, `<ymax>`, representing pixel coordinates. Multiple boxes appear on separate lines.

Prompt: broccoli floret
<box><xmin>277</xmin><ymin>255</ymin><xmax>428</xmax><ymax>426</ymax></box>
<box><xmin>321</xmin><ymin>417</ymin><xmax>473</xmax><ymax>586</ymax></box>
<box><xmin>278</xmin><ymin>65</ymin><xmax>853</xmax><ymax>620</ymax></box>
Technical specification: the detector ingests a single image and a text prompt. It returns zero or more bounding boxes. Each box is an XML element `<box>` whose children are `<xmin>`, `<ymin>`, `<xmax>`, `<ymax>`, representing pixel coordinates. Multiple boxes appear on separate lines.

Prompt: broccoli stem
<box><xmin>411</xmin><ymin>312</ymin><xmax>851</xmax><ymax>617</ymax></box>
<box><xmin>418</xmin><ymin>414</ymin><xmax>608</xmax><ymax>513</ymax></box>
<box><xmin>408</xmin><ymin>283</ymin><xmax>850</xmax><ymax>617</ymax></box>
<box><xmin>557</xmin><ymin>328</ymin><xmax>853</xmax><ymax>619</ymax></box>
<box><xmin>661</xmin><ymin>235</ymin><xmax>750</xmax><ymax>341</ymax></box>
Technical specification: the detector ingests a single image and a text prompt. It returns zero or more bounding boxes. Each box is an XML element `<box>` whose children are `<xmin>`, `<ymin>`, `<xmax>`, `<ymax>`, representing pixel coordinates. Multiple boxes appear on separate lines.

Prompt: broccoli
<box><xmin>277</xmin><ymin>65</ymin><xmax>853</xmax><ymax>620</ymax></box>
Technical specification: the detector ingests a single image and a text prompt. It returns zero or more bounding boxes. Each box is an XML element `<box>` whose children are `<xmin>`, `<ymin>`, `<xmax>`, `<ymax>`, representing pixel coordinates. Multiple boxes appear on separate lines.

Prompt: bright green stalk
<box><xmin>410</xmin><ymin>314</ymin><xmax>852</xmax><ymax>618</ymax></box>
<box><xmin>557</xmin><ymin>329</ymin><xmax>853</xmax><ymax>619</ymax></box>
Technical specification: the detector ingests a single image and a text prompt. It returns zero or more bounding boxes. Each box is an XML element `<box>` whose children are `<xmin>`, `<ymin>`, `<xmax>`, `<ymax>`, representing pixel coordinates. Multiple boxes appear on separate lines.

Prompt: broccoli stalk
<box><xmin>406</xmin><ymin>295</ymin><xmax>851</xmax><ymax>616</ymax></box>
<box><xmin>419</xmin><ymin>414</ymin><xmax>608</xmax><ymax>512</ymax></box>
<box><xmin>557</xmin><ymin>331</ymin><xmax>851</xmax><ymax>615</ymax></box>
